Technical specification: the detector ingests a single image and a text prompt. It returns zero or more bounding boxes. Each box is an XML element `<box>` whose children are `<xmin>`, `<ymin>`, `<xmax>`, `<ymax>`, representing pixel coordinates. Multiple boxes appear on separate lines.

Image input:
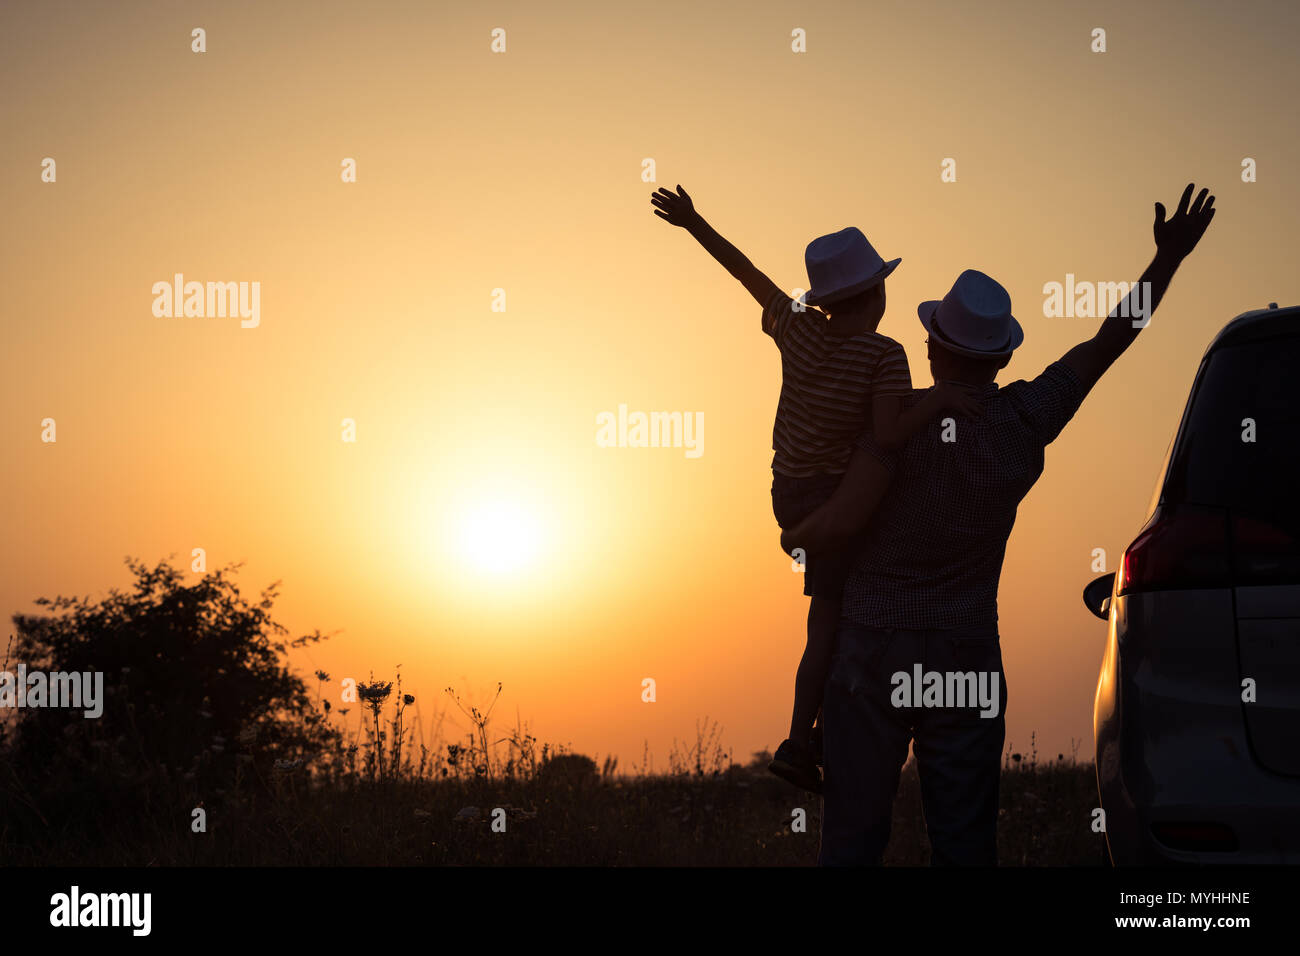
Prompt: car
<box><xmin>1083</xmin><ymin>302</ymin><xmax>1300</xmax><ymax>864</ymax></box>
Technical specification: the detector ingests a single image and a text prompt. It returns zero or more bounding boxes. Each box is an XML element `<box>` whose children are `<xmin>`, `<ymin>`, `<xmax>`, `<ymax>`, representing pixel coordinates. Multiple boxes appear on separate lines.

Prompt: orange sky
<box><xmin>3</xmin><ymin>0</ymin><xmax>1298</xmax><ymax>770</ymax></box>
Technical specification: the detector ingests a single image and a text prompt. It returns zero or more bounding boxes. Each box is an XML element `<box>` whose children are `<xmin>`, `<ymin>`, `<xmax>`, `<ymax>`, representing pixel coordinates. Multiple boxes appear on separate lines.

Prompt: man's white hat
<box><xmin>918</xmin><ymin>269</ymin><xmax>1024</xmax><ymax>359</ymax></box>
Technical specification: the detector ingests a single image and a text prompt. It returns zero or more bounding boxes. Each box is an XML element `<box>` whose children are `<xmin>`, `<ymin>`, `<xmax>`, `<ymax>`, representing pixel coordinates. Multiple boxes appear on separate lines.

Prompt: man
<box><xmin>781</xmin><ymin>184</ymin><xmax>1217</xmax><ymax>865</ymax></box>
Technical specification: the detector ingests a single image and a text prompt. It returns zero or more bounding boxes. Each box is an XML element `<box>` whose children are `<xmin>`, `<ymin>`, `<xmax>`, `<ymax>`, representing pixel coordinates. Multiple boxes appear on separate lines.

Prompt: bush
<box><xmin>536</xmin><ymin>753</ymin><xmax>598</xmax><ymax>788</ymax></box>
<box><xmin>1</xmin><ymin>557</ymin><xmax>338</xmax><ymax>840</ymax></box>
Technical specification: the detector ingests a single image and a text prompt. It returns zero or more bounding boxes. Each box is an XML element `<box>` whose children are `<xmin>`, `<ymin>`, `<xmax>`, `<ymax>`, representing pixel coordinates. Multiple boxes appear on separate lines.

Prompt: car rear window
<box><xmin>1164</xmin><ymin>334</ymin><xmax>1300</xmax><ymax>534</ymax></box>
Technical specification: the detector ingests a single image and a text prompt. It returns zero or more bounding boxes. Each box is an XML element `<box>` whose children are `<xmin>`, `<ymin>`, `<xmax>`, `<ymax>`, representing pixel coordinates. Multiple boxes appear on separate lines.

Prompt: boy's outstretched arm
<box><xmin>652</xmin><ymin>185</ymin><xmax>782</xmax><ymax>309</ymax></box>
<box><xmin>1060</xmin><ymin>183</ymin><xmax>1216</xmax><ymax>399</ymax></box>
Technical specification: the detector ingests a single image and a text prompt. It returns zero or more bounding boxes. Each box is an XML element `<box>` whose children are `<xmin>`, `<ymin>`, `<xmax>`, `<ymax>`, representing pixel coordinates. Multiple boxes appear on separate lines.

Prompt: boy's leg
<box><xmin>789</xmin><ymin>594</ymin><xmax>839</xmax><ymax>742</ymax></box>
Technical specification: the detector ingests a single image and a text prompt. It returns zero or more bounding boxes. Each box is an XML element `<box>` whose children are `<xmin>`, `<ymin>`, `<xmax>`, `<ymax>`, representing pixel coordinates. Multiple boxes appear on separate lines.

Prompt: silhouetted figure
<box><xmin>653</xmin><ymin>186</ymin><xmax>978</xmax><ymax>793</ymax></box>
<box><xmin>784</xmin><ymin>184</ymin><xmax>1216</xmax><ymax>864</ymax></box>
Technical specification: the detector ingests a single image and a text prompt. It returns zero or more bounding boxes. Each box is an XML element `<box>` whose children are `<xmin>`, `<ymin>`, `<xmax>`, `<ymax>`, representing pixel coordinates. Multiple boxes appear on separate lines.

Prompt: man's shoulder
<box><xmin>995</xmin><ymin>360</ymin><xmax>1089</xmax><ymax>445</ymax></box>
<box><xmin>1000</xmin><ymin>361</ymin><xmax>1086</xmax><ymax>402</ymax></box>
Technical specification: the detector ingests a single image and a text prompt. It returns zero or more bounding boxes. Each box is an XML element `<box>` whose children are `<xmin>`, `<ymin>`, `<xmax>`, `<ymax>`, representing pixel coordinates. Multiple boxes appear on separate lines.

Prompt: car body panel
<box><xmin>1092</xmin><ymin>304</ymin><xmax>1300</xmax><ymax>864</ymax></box>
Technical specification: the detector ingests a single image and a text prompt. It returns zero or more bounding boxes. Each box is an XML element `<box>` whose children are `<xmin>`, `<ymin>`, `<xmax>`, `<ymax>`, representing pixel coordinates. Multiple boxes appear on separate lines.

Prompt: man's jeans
<box><xmin>818</xmin><ymin>622</ymin><xmax>1008</xmax><ymax>866</ymax></box>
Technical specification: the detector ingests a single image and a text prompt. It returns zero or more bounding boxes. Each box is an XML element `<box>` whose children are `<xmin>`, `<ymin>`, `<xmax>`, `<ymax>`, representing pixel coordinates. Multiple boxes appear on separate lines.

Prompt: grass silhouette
<box><xmin>0</xmin><ymin>558</ymin><xmax>1105</xmax><ymax>865</ymax></box>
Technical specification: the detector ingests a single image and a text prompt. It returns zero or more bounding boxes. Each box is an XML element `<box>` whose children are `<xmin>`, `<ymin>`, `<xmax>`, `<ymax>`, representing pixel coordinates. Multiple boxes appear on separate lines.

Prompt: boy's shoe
<box><xmin>769</xmin><ymin>738</ymin><xmax>823</xmax><ymax>793</ymax></box>
<box><xmin>810</xmin><ymin>725</ymin><xmax>824</xmax><ymax>766</ymax></box>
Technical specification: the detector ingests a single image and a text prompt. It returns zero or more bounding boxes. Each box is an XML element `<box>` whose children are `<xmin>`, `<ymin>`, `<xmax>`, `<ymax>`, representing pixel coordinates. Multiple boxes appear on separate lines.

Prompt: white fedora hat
<box><xmin>917</xmin><ymin>269</ymin><xmax>1024</xmax><ymax>359</ymax></box>
<box><xmin>801</xmin><ymin>227</ymin><xmax>900</xmax><ymax>308</ymax></box>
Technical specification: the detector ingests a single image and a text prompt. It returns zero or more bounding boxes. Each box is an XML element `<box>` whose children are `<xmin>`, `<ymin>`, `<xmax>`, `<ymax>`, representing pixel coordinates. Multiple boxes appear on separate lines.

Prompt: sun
<box><xmin>455</xmin><ymin>498</ymin><xmax>544</xmax><ymax>575</ymax></box>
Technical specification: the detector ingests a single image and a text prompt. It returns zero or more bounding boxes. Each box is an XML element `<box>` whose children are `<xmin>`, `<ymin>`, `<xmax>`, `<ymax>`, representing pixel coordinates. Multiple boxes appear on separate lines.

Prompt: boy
<box><xmin>651</xmin><ymin>185</ymin><xmax>979</xmax><ymax>791</ymax></box>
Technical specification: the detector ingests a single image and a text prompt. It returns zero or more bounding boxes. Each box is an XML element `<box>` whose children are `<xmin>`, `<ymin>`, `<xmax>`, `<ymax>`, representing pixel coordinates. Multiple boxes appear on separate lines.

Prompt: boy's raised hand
<box><xmin>651</xmin><ymin>185</ymin><xmax>701</xmax><ymax>229</ymax></box>
<box><xmin>1153</xmin><ymin>183</ymin><xmax>1216</xmax><ymax>262</ymax></box>
<box><xmin>650</xmin><ymin>183</ymin><xmax>781</xmax><ymax>309</ymax></box>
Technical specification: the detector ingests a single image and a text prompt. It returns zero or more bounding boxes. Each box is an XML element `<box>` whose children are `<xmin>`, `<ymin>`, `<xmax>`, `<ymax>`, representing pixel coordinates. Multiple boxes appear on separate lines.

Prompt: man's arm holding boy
<box><xmin>779</xmin><ymin>444</ymin><xmax>894</xmax><ymax>556</ymax></box>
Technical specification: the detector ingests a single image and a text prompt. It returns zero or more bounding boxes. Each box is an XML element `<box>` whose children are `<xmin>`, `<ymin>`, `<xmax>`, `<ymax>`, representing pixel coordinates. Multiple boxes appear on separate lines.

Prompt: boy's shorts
<box><xmin>771</xmin><ymin>472</ymin><xmax>856</xmax><ymax>600</ymax></box>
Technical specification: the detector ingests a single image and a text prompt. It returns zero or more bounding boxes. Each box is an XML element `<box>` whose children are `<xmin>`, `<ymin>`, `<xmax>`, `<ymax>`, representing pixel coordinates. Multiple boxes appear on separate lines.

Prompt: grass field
<box><xmin>0</xmin><ymin>564</ymin><xmax>1108</xmax><ymax>866</ymax></box>
<box><xmin>1</xmin><ymin>745</ymin><xmax>1107</xmax><ymax>866</ymax></box>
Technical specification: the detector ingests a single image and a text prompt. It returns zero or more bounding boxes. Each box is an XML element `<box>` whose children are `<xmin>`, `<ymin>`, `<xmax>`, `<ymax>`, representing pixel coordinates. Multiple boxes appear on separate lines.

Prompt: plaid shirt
<box><xmin>841</xmin><ymin>361</ymin><xmax>1088</xmax><ymax>629</ymax></box>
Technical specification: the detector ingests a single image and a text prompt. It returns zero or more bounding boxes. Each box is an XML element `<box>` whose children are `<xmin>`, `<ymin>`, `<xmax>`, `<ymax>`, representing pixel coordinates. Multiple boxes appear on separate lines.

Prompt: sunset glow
<box><xmin>455</xmin><ymin>497</ymin><xmax>545</xmax><ymax>575</ymax></box>
<box><xmin>2</xmin><ymin>0</ymin><xmax>1298</xmax><ymax>777</ymax></box>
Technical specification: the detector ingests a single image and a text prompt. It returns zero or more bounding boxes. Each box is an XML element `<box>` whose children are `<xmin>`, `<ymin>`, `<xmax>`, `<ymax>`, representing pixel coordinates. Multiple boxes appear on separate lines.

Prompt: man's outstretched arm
<box><xmin>779</xmin><ymin>448</ymin><xmax>893</xmax><ymax>556</ymax></box>
<box><xmin>1060</xmin><ymin>183</ymin><xmax>1216</xmax><ymax>397</ymax></box>
<box><xmin>651</xmin><ymin>185</ymin><xmax>783</xmax><ymax>309</ymax></box>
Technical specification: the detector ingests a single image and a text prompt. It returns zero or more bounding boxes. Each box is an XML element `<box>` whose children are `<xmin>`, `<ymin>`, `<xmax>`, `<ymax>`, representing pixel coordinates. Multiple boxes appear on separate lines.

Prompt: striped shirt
<box><xmin>762</xmin><ymin>289</ymin><xmax>912</xmax><ymax>477</ymax></box>
<box><xmin>841</xmin><ymin>361</ymin><xmax>1089</xmax><ymax>628</ymax></box>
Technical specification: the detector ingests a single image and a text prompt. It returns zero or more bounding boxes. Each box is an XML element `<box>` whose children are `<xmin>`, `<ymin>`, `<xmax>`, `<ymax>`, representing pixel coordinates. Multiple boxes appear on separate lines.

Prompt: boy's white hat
<box><xmin>917</xmin><ymin>269</ymin><xmax>1024</xmax><ymax>359</ymax></box>
<box><xmin>801</xmin><ymin>227</ymin><xmax>900</xmax><ymax>307</ymax></box>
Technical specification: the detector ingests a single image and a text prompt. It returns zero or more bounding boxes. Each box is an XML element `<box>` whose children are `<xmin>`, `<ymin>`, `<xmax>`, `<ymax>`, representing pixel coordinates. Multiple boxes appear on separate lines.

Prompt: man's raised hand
<box><xmin>651</xmin><ymin>185</ymin><xmax>700</xmax><ymax>229</ymax></box>
<box><xmin>1154</xmin><ymin>183</ymin><xmax>1216</xmax><ymax>261</ymax></box>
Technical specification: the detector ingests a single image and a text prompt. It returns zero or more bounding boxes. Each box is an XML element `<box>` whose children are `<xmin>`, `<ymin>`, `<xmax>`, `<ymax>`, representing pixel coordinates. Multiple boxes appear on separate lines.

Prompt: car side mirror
<box><xmin>1083</xmin><ymin>572</ymin><xmax>1116</xmax><ymax>621</ymax></box>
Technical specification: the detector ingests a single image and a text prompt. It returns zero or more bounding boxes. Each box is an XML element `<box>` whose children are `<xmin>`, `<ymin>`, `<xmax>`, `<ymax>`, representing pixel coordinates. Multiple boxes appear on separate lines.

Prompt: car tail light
<box><xmin>1118</xmin><ymin>506</ymin><xmax>1231</xmax><ymax>594</ymax></box>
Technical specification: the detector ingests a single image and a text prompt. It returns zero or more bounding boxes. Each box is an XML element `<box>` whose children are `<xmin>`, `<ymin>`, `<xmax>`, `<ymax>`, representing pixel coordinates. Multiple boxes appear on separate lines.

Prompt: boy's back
<box><xmin>762</xmin><ymin>290</ymin><xmax>911</xmax><ymax>478</ymax></box>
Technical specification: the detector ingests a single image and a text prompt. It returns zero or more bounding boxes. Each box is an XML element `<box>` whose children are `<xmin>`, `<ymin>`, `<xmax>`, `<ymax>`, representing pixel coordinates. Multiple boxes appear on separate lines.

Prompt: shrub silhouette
<box><xmin>537</xmin><ymin>752</ymin><xmax>598</xmax><ymax>788</ymax></box>
<box><xmin>4</xmin><ymin>557</ymin><xmax>338</xmax><ymax>810</ymax></box>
